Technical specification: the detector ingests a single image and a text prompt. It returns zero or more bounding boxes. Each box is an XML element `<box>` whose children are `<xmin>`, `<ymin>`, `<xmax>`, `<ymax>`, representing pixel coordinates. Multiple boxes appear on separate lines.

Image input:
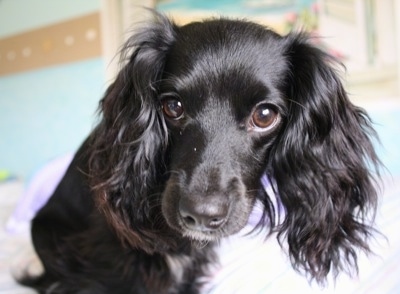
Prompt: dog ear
<box><xmin>270</xmin><ymin>33</ymin><xmax>381</xmax><ymax>283</ymax></box>
<box><xmin>88</xmin><ymin>14</ymin><xmax>177</xmax><ymax>252</ymax></box>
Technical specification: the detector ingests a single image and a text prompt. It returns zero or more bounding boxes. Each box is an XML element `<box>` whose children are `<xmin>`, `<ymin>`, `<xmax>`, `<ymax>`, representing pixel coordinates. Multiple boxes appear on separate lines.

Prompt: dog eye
<box><xmin>249</xmin><ymin>103</ymin><xmax>279</xmax><ymax>131</ymax></box>
<box><xmin>162</xmin><ymin>98</ymin><xmax>184</xmax><ymax>120</ymax></box>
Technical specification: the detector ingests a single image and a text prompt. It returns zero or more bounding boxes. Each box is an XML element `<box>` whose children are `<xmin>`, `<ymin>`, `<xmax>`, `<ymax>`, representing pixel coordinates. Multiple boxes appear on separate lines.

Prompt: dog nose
<box><xmin>179</xmin><ymin>198</ymin><xmax>228</xmax><ymax>231</ymax></box>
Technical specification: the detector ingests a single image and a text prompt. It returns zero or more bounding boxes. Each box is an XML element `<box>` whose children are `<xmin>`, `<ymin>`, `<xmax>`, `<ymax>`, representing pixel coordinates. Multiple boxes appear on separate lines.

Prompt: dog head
<box><xmin>89</xmin><ymin>13</ymin><xmax>380</xmax><ymax>282</ymax></box>
<box><xmin>159</xmin><ymin>19</ymin><xmax>287</xmax><ymax>242</ymax></box>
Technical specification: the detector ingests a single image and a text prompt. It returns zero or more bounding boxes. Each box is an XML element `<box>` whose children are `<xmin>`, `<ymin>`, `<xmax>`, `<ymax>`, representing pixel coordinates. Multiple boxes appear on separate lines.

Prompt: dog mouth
<box><xmin>181</xmin><ymin>229</ymin><xmax>219</xmax><ymax>246</ymax></box>
<box><xmin>178</xmin><ymin>227</ymin><xmax>230</xmax><ymax>249</ymax></box>
<box><xmin>175</xmin><ymin>210</ymin><xmax>250</xmax><ymax>244</ymax></box>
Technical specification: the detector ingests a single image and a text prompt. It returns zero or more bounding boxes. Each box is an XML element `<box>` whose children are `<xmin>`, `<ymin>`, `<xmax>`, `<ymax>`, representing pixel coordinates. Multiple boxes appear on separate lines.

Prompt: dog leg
<box><xmin>11</xmin><ymin>238</ymin><xmax>44</xmax><ymax>281</ymax></box>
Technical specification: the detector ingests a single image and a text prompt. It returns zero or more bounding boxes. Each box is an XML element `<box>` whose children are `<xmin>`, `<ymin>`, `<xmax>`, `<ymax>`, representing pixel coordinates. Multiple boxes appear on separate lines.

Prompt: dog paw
<box><xmin>11</xmin><ymin>241</ymin><xmax>44</xmax><ymax>280</ymax></box>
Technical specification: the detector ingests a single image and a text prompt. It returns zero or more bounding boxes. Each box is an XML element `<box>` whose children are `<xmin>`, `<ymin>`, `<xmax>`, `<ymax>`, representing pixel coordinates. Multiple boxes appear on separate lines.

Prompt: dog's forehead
<box><xmin>170</xmin><ymin>19</ymin><xmax>287</xmax><ymax>74</ymax></box>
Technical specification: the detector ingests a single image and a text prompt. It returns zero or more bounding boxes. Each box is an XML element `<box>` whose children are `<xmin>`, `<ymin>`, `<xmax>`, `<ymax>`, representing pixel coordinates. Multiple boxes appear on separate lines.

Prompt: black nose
<box><xmin>179</xmin><ymin>197</ymin><xmax>228</xmax><ymax>231</ymax></box>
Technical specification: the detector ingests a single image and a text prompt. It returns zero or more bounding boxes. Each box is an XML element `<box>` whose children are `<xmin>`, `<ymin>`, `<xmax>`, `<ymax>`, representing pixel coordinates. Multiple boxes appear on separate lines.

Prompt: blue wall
<box><xmin>0</xmin><ymin>58</ymin><xmax>105</xmax><ymax>179</ymax></box>
<box><xmin>0</xmin><ymin>0</ymin><xmax>104</xmax><ymax>179</ymax></box>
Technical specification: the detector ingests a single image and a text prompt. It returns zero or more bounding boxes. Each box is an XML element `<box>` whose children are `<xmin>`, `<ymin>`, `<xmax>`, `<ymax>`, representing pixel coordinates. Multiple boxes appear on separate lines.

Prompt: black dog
<box><xmin>19</xmin><ymin>13</ymin><xmax>380</xmax><ymax>293</ymax></box>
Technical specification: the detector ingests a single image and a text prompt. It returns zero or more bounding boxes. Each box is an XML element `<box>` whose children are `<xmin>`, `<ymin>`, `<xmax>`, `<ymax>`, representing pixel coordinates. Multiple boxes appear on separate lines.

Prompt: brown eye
<box><xmin>162</xmin><ymin>98</ymin><xmax>184</xmax><ymax>120</ymax></box>
<box><xmin>250</xmin><ymin>103</ymin><xmax>279</xmax><ymax>131</ymax></box>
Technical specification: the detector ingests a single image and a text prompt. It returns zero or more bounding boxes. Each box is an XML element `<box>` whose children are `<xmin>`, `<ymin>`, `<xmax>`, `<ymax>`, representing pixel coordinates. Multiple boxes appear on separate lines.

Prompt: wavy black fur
<box><xmin>18</xmin><ymin>12</ymin><xmax>380</xmax><ymax>293</ymax></box>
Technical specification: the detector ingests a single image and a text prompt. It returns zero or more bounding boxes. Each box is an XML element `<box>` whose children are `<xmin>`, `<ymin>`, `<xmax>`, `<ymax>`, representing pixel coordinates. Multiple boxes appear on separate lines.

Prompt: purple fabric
<box><xmin>6</xmin><ymin>153</ymin><xmax>74</xmax><ymax>233</ymax></box>
<box><xmin>246</xmin><ymin>175</ymin><xmax>284</xmax><ymax>228</ymax></box>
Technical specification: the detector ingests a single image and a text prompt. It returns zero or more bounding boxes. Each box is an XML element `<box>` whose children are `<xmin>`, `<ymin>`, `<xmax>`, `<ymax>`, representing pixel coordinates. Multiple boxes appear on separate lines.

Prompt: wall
<box><xmin>0</xmin><ymin>0</ymin><xmax>105</xmax><ymax>180</ymax></box>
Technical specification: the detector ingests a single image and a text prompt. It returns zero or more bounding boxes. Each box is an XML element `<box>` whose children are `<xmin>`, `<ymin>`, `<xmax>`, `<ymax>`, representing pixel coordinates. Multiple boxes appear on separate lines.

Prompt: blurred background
<box><xmin>0</xmin><ymin>1</ymin><xmax>399</xmax><ymax>293</ymax></box>
<box><xmin>0</xmin><ymin>0</ymin><xmax>399</xmax><ymax>181</ymax></box>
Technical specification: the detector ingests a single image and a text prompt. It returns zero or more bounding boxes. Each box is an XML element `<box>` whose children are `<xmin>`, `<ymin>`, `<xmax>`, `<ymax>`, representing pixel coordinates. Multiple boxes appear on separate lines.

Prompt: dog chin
<box><xmin>181</xmin><ymin>230</ymin><xmax>220</xmax><ymax>247</ymax></box>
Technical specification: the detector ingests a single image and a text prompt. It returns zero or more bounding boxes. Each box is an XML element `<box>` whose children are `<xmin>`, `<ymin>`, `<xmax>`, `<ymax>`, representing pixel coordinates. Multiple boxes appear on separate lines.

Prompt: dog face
<box><xmin>90</xmin><ymin>14</ymin><xmax>380</xmax><ymax>282</ymax></box>
<box><xmin>159</xmin><ymin>20</ymin><xmax>287</xmax><ymax>241</ymax></box>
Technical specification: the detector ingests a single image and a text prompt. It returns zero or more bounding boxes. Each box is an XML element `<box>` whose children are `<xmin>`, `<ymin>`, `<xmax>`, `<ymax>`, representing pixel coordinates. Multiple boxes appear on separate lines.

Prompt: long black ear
<box><xmin>271</xmin><ymin>33</ymin><xmax>381</xmax><ymax>283</ymax></box>
<box><xmin>88</xmin><ymin>14</ymin><xmax>177</xmax><ymax>252</ymax></box>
